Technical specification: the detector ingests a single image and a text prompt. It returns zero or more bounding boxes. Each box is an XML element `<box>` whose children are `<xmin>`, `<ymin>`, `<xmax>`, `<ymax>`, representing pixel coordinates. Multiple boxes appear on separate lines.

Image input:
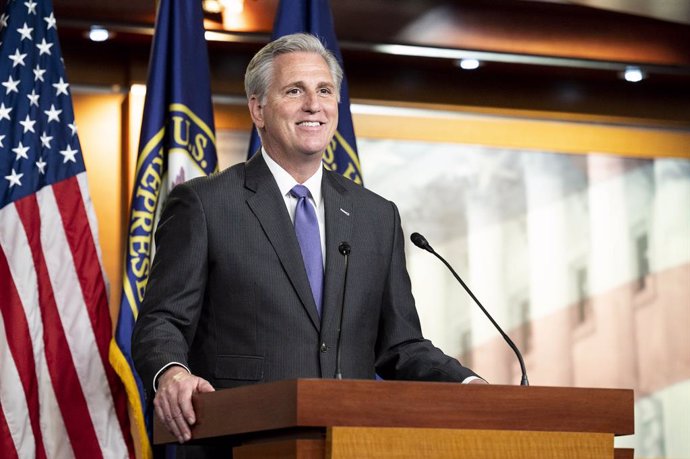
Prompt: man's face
<box><xmin>250</xmin><ymin>52</ymin><xmax>339</xmax><ymax>165</ymax></box>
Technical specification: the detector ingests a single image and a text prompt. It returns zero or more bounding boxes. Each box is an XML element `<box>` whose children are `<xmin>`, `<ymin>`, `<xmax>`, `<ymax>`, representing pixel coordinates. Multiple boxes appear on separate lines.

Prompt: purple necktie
<box><xmin>290</xmin><ymin>185</ymin><xmax>324</xmax><ymax>316</ymax></box>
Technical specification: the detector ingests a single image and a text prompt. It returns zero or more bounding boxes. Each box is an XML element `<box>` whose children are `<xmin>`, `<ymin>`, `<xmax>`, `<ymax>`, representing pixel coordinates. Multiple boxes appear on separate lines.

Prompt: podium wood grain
<box><xmin>154</xmin><ymin>379</ymin><xmax>634</xmax><ymax>445</ymax></box>
<box><xmin>327</xmin><ymin>427</ymin><xmax>613</xmax><ymax>459</ymax></box>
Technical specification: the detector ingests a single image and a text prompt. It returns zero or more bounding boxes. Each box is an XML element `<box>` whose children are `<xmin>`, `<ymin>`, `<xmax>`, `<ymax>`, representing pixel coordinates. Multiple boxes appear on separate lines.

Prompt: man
<box><xmin>132</xmin><ymin>32</ymin><xmax>484</xmax><ymax>450</ymax></box>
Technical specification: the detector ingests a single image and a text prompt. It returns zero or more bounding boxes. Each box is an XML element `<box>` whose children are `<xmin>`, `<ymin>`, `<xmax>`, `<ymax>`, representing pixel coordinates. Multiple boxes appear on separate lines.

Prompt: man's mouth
<box><xmin>297</xmin><ymin>121</ymin><xmax>323</xmax><ymax>127</ymax></box>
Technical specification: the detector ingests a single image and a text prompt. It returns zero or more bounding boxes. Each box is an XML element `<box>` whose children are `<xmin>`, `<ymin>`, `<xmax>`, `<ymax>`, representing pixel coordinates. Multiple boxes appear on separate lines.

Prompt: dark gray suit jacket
<box><xmin>132</xmin><ymin>153</ymin><xmax>477</xmax><ymax>398</ymax></box>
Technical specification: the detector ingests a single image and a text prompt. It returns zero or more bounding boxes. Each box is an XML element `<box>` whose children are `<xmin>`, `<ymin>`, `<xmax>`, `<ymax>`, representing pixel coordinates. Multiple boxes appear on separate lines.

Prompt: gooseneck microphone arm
<box><xmin>334</xmin><ymin>241</ymin><xmax>351</xmax><ymax>380</ymax></box>
<box><xmin>410</xmin><ymin>232</ymin><xmax>529</xmax><ymax>386</ymax></box>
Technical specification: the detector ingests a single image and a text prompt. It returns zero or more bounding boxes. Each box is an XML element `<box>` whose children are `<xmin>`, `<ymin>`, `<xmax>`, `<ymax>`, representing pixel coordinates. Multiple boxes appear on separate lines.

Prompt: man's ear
<box><xmin>248</xmin><ymin>96</ymin><xmax>264</xmax><ymax>129</ymax></box>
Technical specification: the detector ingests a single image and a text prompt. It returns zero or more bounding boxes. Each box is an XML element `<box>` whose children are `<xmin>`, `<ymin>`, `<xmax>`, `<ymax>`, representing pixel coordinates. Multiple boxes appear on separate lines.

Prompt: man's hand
<box><xmin>154</xmin><ymin>366</ymin><xmax>215</xmax><ymax>443</ymax></box>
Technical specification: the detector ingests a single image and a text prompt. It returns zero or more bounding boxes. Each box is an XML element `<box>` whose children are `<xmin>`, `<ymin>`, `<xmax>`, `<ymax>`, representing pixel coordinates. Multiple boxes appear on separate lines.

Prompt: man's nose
<box><xmin>302</xmin><ymin>91</ymin><xmax>321</xmax><ymax>112</ymax></box>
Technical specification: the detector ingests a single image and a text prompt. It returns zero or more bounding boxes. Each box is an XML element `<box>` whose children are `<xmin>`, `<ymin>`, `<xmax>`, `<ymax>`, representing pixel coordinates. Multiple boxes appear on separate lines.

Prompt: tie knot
<box><xmin>290</xmin><ymin>184</ymin><xmax>311</xmax><ymax>200</ymax></box>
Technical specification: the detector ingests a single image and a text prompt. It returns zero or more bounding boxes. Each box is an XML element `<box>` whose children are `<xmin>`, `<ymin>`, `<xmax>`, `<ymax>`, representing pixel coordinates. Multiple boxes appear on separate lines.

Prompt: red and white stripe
<box><xmin>0</xmin><ymin>173</ymin><xmax>133</xmax><ymax>458</ymax></box>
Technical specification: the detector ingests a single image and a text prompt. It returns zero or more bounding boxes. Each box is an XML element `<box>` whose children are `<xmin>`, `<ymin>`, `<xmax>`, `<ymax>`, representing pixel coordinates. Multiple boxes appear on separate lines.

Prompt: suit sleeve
<box><xmin>374</xmin><ymin>201</ymin><xmax>480</xmax><ymax>382</ymax></box>
<box><xmin>131</xmin><ymin>182</ymin><xmax>208</xmax><ymax>395</ymax></box>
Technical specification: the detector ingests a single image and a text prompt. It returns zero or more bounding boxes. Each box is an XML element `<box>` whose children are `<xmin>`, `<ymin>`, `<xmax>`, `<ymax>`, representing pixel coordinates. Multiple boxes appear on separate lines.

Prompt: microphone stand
<box><xmin>334</xmin><ymin>242</ymin><xmax>351</xmax><ymax>380</ymax></box>
<box><xmin>411</xmin><ymin>233</ymin><xmax>529</xmax><ymax>386</ymax></box>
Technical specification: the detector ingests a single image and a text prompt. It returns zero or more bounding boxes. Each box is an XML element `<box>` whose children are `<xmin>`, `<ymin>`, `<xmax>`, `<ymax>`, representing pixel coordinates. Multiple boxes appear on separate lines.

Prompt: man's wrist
<box><xmin>153</xmin><ymin>362</ymin><xmax>191</xmax><ymax>392</ymax></box>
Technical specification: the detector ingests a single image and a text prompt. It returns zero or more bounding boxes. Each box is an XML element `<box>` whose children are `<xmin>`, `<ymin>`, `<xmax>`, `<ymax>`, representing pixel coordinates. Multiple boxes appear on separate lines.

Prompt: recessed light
<box><xmin>88</xmin><ymin>26</ymin><xmax>111</xmax><ymax>42</ymax></box>
<box><xmin>622</xmin><ymin>66</ymin><xmax>645</xmax><ymax>82</ymax></box>
<box><xmin>457</xmin><ymin>58</ymin><xmax>481</xmax><ymax>70</ymax></box>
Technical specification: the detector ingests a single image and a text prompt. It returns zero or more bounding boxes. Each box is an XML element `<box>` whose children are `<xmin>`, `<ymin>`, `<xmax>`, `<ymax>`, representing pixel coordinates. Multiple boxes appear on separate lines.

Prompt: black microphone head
<box><xmin>410</xmin><ymin>232</ymin><xmax>433</xmax><ymax>252</ymax></box>
<box><xmin>338</xmin><ymin>241</ymin><xmax>351</xmax><ymax>255</ymax></box>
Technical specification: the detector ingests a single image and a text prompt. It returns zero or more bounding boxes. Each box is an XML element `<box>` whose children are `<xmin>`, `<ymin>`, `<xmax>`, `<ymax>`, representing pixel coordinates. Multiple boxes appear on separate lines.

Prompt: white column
<box><xmin>521</xmin><ymin>153</ymin><xmax>574</xmax><ymax>386</ymax></box>
<box><xmin>408</xmin><ymin>237</ymin><xmax>457</xmax><ymax>352</ymax></box>
<box><xmin>578</xmin><ymin>154</ymin><xmax>637</xmax><ymax>388</ymax></box>
<box><xmin>646</xmin><ymin>159</ymin><xmax>690</xmax><ymax>396</ymax></box>
<box><xmin>465</xmin><ymin>185</ymin><xmax>512</xmax><ymax>384</ymax></box>
<box><xmin>651</xmin><ymin>159</ymin><xmax>690</xmax><ymax>272</ymax></box>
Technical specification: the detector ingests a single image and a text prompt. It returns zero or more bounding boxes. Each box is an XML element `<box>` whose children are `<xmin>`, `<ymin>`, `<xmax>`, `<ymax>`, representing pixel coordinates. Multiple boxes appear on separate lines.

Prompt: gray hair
<box><xmin>244</xmin><ymin>33</ymin><xmax>343</xmax><ymax>103</ymax></box>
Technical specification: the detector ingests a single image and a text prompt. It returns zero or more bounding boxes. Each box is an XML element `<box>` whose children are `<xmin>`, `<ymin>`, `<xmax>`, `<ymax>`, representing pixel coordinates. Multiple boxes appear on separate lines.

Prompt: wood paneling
<box><xmin>51</xmin><ymin>0</ymin><xmax>690</xmax><ymax>126</ymax></box>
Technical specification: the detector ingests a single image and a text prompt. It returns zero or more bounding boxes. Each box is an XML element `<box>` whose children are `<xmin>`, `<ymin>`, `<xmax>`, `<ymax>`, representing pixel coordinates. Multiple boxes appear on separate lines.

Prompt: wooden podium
<box><xmin>153</xmin><ymin>379</ymin><xmax>634</xmax><ymax>458</ymax></box>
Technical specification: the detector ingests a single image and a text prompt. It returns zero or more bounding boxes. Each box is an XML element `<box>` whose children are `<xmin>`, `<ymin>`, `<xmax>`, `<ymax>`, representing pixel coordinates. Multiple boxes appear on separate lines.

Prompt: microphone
<box><xmin>410</xmin><ymin>232</ymin><xmax>529</xmax><ymax>386</ymax></box>
<box><xmin>334</xmin><ymin>241</ymin><xmax>351</xmax><ymax>380</ymax></box>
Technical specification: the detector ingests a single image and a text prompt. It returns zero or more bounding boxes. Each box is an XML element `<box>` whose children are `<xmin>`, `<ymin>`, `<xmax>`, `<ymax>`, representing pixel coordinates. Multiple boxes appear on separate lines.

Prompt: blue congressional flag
<box><xmin>248</xmin><ymin>0</ymin><xmax>362</xmax><ymax>184</ymax></box>
<box><xmin>0</xmin><ymin>0</ymin><xmax>134</xmax><ymax>457</ymax></box>
<box><xmin>109</xmin><ymin>0</ymin><xmax>218</xmax><ymax>456</ymax></box>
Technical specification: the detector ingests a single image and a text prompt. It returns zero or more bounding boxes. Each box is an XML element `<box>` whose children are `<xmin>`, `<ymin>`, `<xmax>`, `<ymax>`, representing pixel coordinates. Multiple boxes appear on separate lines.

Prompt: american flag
<box><xmin>0</xmin><ymin>0</ymin><xmax>134</xmax><ymax>457</ymax></box>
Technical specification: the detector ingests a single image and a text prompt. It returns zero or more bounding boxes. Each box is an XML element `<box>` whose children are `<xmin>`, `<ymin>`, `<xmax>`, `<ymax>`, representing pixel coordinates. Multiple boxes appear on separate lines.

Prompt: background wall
<box><xmin>355</xmin><ymin>131</ymin><xmax>690</xmax><ymax>457</ymax></box>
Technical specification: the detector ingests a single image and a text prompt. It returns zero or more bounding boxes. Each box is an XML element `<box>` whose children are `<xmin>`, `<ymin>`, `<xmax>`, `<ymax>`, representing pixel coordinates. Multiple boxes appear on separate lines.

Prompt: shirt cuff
<box><xmin>153</xmin><ymin>362</ymin><xmax>191</xmax><ymax>392</ymax></box>
<box><xmin>461</xmin><ymin>376</ymin><xmax>484</xmax><ymax>384</ymax></box>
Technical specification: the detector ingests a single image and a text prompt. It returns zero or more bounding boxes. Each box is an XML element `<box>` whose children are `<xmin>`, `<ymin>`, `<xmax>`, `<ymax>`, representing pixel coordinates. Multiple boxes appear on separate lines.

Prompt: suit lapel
<box><xmin>244</xmin><ymin>154</ymin><xmax>321</xmax><ymax>330</ymax></box>
<box><xmin>321</xmin><ymin>172</ymin><xmax>353</xmax><ymax>335</ymax></box>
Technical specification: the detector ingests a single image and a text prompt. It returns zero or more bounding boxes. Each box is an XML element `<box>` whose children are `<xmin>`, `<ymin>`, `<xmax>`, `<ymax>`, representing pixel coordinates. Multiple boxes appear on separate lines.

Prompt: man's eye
<box><xmin>319</xmin><ymin>88</ymin><xmax>333</xmax><ymax>95</ymax></box>
<box><xmin>286</xmin><ymin>88</ymin><xmax>301</xmax><ymax>95</ymax></box>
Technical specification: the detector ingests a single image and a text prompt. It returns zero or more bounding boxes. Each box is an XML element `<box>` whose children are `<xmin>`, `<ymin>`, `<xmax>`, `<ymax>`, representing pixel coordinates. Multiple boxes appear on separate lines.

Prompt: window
<box><xmin>459</xmin><ymin>329</ymin><xmax>473</xmax><ymax>368</ymax></box>
<box><xmin>635</xmin><ymin>232</ymin><xmax>650</xmax><ymax>292</ymax></box>
<box><xmin>575</xmin><ymin>266</ymin><xmax>590</xmax><ymax>324</ymax></box>
<box><xmin>519</xmin><ymin>299</ymin><xmax>532</xmax><ymax>353</ymax></box>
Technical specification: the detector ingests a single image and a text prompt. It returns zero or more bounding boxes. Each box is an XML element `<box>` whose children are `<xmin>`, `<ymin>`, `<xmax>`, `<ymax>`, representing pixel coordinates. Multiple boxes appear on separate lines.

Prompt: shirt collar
<box><xmin>262</xmin><ymin>148</ymin><xmax>323</xmax><ymax>206</ymax></box>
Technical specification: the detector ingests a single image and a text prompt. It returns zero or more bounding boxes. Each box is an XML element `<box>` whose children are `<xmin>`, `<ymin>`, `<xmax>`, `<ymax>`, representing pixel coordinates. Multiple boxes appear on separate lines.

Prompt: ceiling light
<box><xmin>457</xmin><ymin>58</ymin><xmax>481</xmax><ymax>70</ymax></box>
<box><xmin>622</xmin><ymin>66</ymin><xmax>645</xmax><ymax>82</ymax></box>
<box><xmin>88</xmin><ymin>26</ymin><xmax>111</xmax><ymax>42</ymax></box>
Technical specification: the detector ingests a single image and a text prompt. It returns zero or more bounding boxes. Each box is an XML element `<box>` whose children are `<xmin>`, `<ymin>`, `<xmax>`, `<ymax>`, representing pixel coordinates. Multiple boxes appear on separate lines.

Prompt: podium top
<box><xmin>154</xmin><ymin>379</ymin><xmax>634</xmax><ymax>444</ymax></box>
